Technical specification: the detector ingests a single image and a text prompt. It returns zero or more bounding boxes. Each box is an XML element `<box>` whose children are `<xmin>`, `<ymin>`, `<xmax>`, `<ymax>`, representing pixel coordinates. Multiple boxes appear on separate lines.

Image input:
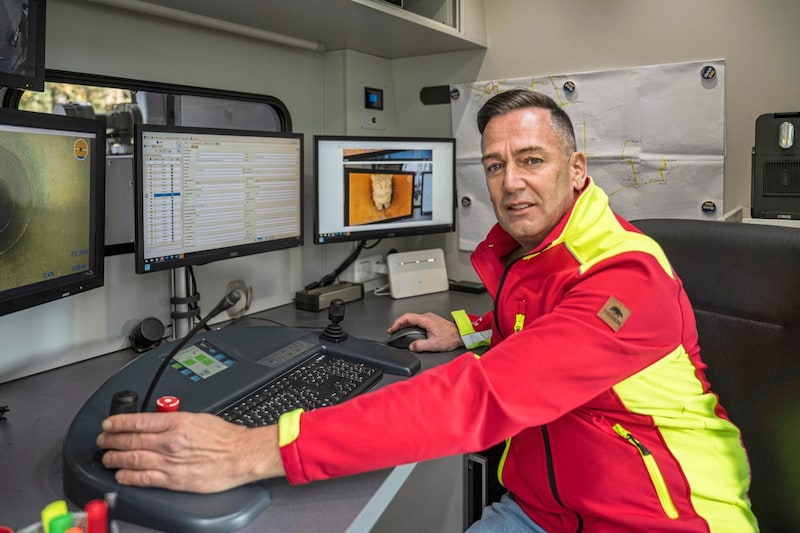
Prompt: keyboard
<box><xmin>217</xmin><ymin>352</ymin><xmax>382</xmax><ymax>427</ymax></box>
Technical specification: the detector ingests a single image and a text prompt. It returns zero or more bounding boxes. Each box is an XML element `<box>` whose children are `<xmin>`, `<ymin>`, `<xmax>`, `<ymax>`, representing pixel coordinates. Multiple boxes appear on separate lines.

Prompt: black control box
<box><xmin>295</xmin><ymin>282</ymin><xmax>364</xmax><ymax>312</ymax></box>
<box><xmin>449</xmin><ymin>280</ymin><xmax>487</xmax><ymax>294</ymax></box>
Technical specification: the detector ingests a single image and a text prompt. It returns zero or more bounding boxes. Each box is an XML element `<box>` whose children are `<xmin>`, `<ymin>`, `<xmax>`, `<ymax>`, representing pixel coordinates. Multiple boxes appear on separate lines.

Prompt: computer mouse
<box><xmin>386</xmin><ymin>326</ymin><xmax>428</xmax><ymax>349</ymax></box>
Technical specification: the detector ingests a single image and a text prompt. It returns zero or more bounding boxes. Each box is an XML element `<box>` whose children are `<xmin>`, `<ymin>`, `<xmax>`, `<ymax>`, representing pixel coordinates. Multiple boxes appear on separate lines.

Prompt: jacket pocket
<box><xmin>612</xmin><ymin>423</ymin><xmax>679</xmax><ymax>519</ymax></box>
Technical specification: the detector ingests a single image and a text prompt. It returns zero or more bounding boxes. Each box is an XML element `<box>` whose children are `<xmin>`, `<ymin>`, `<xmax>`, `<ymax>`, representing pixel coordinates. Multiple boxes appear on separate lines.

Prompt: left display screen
<box><xmin>134</xmin><ymin>124</ymin><xmax>304</xmax><ymax>274</ymax></box>
<box><xmin>0</xmin><ymin>108</ymin><xmax>106</xmax><ymax>317</ymax></box>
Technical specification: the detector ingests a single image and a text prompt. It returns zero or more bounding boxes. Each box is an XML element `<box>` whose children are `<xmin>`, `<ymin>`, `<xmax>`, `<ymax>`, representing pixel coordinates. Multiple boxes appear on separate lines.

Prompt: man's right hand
<box><xmin>388</xmin><ymin>312</ymin><xmax>464</xmax><ymax>353</ymax></box>
<box><xmin>97</xmin><ymin>412</ymin><xmax>285</xmax><ymax>493</ymax></box>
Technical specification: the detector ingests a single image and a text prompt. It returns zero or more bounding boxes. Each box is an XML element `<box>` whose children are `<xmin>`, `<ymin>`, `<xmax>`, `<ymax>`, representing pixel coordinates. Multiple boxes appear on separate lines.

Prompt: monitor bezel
<box><xmin>313</xmin><ymin>134</ymin><xmax>457</xmax><ymax>245</ymax></box>
<box><xmin>0</xmin><ymin>108</ymin><xmax>106</xmax><ymax>317</ymax></box>
<box><xmin>0</xmin><ymin>0</ymin><xmax>46</xmax><ymax>92</ymax></box>
<box><xmin>133</xmin><ymin>123</ymin><xmax>305</xmax><ymax>275</ymax></box>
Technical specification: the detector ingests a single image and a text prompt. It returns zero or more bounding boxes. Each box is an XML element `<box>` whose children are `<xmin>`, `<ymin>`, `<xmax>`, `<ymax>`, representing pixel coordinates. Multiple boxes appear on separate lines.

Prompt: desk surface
<box><xmin>0</xmin><ymin>290</ymin><xmax>490</xmax><ymax>531</ymax></box>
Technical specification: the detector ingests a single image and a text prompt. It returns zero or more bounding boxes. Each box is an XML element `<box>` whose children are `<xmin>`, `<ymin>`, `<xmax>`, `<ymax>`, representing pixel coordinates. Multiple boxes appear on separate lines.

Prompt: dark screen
<box><xmin>0</xmin><ymin>0</ymin><xmax>45</xmax><ymax>92</ymax></box>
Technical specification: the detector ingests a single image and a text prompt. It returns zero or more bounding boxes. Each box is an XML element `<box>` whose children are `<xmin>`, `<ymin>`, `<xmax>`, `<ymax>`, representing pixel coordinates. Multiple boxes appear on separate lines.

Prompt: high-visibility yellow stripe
<box><xmin>278</xmin><ymin>408</ymin><xmax>304</xmax><ymax>447</ymax></box>
<box><xmin>451</xmin><ymin>309</ymin><xmax>475</xmax><ymax>335</ymax></box>
<box><xmin>552</xmin><ymin>181</ymin><xmax>674</xmax><ymax>278</ymax></box>
<box><xmin>613</xmin><ymin>347</ymin><xmax>758</xmax><ymax>530</ymax></box>
<box><xmin>497</xmin><ymin>438</ymin><xmax>512</xmax><ymax>487</ymax></box>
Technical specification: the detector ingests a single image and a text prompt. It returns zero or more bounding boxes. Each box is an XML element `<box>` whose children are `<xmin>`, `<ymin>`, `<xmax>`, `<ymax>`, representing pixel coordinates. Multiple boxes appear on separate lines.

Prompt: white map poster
<box><xmin>450</xmin><ymin>59</ymin><xmax>726</xmax><ymax>251</ymax></box>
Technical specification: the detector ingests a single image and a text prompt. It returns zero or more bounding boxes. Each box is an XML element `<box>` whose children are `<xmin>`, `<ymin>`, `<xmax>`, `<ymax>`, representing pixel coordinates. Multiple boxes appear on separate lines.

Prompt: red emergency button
<box><xmin>156</xmin><ymin>395</ymin><xmax>180</xmax><ymax>412</ymax></box>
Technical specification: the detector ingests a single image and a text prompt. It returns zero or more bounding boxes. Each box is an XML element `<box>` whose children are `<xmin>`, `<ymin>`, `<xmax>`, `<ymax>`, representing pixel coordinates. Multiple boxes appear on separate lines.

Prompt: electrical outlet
<box><xmin>341</xmin><ymin>254</ymin><xmax>386</xmax><ymax>283</ymax></box>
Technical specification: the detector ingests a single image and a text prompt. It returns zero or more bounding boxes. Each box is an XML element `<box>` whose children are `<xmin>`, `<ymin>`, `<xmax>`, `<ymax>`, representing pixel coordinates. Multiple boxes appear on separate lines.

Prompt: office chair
<box><xmin>632</xmin><ymin>218</ymin><xmax>800</xmax><ymax>532</ymax></box>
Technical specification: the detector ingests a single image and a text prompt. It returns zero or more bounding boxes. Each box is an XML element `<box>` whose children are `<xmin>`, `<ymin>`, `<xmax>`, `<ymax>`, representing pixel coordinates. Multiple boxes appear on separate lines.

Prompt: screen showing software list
<box><xmin>141</xmin><ymin>131</ymin><xmax>302</xmax><ymax>262</ymax></box>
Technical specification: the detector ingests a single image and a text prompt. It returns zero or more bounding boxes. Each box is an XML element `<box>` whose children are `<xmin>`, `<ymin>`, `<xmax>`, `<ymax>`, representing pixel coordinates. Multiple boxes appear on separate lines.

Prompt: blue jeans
<box><xmin>466</xmin><ymin>493</ymin><xmax>548</xmax><ymax>533</ymax></box>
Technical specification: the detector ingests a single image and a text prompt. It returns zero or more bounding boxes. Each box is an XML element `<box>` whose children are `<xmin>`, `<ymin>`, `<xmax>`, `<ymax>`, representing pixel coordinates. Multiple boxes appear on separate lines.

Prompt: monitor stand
<box><xmin>171</xmin><ymin>266</ymin><xmax>197</xmax><ymax>339</ymax></box>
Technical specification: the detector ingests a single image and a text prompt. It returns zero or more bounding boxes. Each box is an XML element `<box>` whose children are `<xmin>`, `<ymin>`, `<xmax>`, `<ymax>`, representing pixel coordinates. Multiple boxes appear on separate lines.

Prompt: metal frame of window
<box><xmin>1</xmin><ymin>69</ymin><xmax>293</xmax><ymax>132</ymax></box>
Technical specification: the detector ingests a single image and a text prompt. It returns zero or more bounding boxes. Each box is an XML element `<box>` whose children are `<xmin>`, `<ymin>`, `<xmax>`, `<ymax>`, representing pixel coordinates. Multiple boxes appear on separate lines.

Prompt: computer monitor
<box><xmin>0</xmin><ymin>108</ymin><xmax>105</xmax><ymax>317</ymax></box>
<box><xmin>134</xmin><ymin>124</ymin><xmax>304</xmax><ymax>274</ymax></box>
<box><xmin>0</xmin><ymin>0</ymin><xmax>46</xmax><ymax>92</ymax></box>
<box><xmin>314</xmin><ymin>135</ymin><xmax>456</xmax><ymax>244</ymax></box>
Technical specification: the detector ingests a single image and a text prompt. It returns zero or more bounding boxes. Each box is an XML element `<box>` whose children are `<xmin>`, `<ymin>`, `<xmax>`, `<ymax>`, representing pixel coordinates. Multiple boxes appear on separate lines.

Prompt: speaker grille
<box><xmin>763</xmin><ymin>161</ymin><xmax>800</xmax><ymax>196</ymax></box>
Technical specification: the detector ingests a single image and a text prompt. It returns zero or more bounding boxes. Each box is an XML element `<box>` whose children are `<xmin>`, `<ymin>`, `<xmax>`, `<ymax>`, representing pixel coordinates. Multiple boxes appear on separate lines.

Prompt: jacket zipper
<box><xmin>542</xmin><ymin>426</ymin><xmax>584</xmax><ymax>532</ymax></box>
<box><xmin>493</xmin><ymin>255</ymin><xmax>524</xmax><ymax>338</ymax></box>
<box><xmin>497</xmin><ymin>248</ymin><xmax>585</xmax><ymax>528</ymax></box>
<box><xmin>493</xmin><ymin>267</ymin><xmax>511</xmax><ymax>337</ymax></box>
<box><xmin>612</xmin><ymin>423</ymin><xmax>679</xmax><ymax>519</ymax></box>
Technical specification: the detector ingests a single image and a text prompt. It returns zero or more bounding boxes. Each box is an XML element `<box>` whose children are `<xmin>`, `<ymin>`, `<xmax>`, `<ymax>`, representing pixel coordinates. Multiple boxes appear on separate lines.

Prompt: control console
<box><xmin>62</xmin><ymin>325</ymin><xmax>420</xmax><ymax>532</ymax></box>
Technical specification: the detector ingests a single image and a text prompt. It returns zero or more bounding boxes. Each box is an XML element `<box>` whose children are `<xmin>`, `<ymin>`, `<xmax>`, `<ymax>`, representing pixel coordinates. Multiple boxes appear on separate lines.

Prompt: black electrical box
<box><xmin>752</xmin><ymin>112</ymin><xmax>800</xmax><ymax>219</ymax></box>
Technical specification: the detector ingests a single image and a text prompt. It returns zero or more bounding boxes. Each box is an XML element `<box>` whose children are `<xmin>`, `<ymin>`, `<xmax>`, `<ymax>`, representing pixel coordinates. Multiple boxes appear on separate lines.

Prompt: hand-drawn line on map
<box><xmin>605</xmin><ymin>140</ymin><xmax>669</xmax><ymax>197</ymax></box>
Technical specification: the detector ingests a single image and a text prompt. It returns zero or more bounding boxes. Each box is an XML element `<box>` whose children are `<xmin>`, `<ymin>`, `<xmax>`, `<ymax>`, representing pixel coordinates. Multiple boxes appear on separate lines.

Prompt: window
<box><xmin>19</xmin><ymin>82</ymin><xmax>132</xmax><ymax>116</ymax></box>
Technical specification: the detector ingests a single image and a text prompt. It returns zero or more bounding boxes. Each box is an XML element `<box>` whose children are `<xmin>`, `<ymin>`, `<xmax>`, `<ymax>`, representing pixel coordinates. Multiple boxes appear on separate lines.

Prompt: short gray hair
<box><xmin>477</xmin><ymin>89</ymin><xmax>577</xmax><ymax>155</ymax></box>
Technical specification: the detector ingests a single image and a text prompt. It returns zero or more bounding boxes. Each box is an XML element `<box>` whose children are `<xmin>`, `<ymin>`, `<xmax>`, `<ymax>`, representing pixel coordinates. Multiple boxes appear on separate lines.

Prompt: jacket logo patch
<box><xmin>597</xmin><ymin>296</ymin><xmax>631</xmax><ymax>332</ymax></box>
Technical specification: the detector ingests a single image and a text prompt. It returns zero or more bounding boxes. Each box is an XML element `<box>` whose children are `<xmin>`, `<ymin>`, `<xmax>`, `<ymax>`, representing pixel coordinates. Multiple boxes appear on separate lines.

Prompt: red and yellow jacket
<box><xmin>279</xmin><ymin>179</ymin><xmax>758</xmax><ymax>532</ymax></box>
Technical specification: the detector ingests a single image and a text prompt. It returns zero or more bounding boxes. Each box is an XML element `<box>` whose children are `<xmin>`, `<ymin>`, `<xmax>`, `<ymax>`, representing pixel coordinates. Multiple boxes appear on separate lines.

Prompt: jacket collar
<box><xmin>483</xmin><ymin>177</ymin><xmax>604</xmax><ymax>254</ymax></box>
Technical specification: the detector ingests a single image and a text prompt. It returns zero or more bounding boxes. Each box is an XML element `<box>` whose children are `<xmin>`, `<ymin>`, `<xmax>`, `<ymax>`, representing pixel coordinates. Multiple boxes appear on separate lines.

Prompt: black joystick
<box><xmin>319</xmin><ymin>298</ymin><xmax>348</xmax><ymax>343</ymax></box>
<box><xmin>97</xmin><ymin>390</ymin><xmax>140</xmax><ymax>464</ymax></box>
<box><xmin>109</xmin><ymin>390</ymin><xmax>139</xmax><ymax>415</ymax></box>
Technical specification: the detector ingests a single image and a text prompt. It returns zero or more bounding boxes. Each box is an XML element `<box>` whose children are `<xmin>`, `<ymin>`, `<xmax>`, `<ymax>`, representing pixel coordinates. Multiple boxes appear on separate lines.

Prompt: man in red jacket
<box><xmin>98</xmin><ymin>89</ymin><xmax>757</xmax><ymax>532</ymax></box>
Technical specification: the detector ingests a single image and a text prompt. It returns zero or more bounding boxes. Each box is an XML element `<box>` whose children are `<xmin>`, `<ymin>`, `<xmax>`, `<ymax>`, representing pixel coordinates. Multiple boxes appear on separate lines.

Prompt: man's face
<box><xmin>481</xmin><ymin>107</ymin><xmax>587</xmax><ymax>251</ymax></box>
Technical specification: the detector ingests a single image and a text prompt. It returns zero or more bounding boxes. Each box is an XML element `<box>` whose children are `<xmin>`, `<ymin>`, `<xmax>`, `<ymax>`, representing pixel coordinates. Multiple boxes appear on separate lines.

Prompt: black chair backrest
<box><xmin>632</xmin><ymin>218</ymin><xmax>800</xmax><ymax>532</ymax></box>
